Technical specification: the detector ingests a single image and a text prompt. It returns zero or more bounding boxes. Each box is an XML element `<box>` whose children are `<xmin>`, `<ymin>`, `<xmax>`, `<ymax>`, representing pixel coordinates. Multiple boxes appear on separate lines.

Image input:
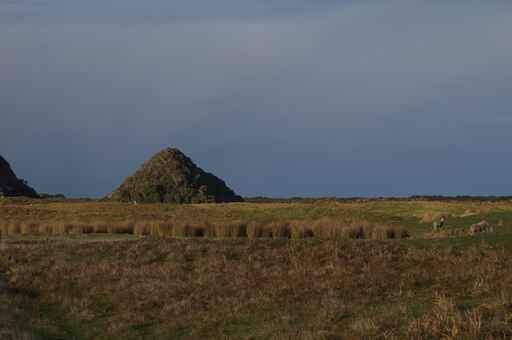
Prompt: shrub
<box><xmin>304</xmin><ymin>228</ymin><xmax>315</xmax><ymax>238</ymax></box>
<box><xmin>20</xmin><ymin>222</ymin><xmax>38</xmax><ymax>235</ymax></box>
<box><xmin>53</xmin><ymin>222</ymin><xmax>75</xmax><ymax>234</ymax></box>
<box><xmin>111</xmin><ymin>221</ymin><xmax>134</xmax><ymax>234</ymax></box>
<box><xmin>386</xmin><ymin>227</ymin><xmax>396</xmax><ymax>239</ymax></box>
<box><xmin>134</xmin><ymin>221</ymin><xmax>168</xmax><ymax>236</ymax></box>
<box><xmin>39</xmin><ymin>223</ymin><xmax>54</xmax><ymax>235</ymax></box>
<box><xmin>260</xmin><ymin>223</ymin><xmax>274</xmax><ymax>238</ymax></box>
<box><xmin>313</xmin><ymin>218</ymin><xmax>337</xmax><ymax>239</ymax></box>
<box><xmin>368</xmin><ymin>226</ymin><xmax>386</xmax><ymax>240</ymax></box>
<box><xmin>289</xmin><ymin>221</ymin><xmax>306</xmax><ymax>239</ymax></box>
<box><xmin>80</xmin><ymin>223</ymin><xmax>95</xmax><ymax>234</ymax></box>
<box><xmin>193</xmin><ymin>226</ymin><xmax>205</xmax><ymax>237</ymax></box>
<box><xmin>203</xmin><ymin>222</ymin><xmax>217</xmax><ymax>238</ymax></box>
<box><xmin>214</xmin><ymin>222</ymin><xmax>247</xmax><ymax>238</ymax></box>
<box><xmin>173</xmin><ymin>222</ymin><xmax>194</xmax><ymax>238</ymax></box>
<box><xmin>134</xmin><ymin>222</ymin><xmax>149</xmax><ymax>236</ymax></box>
<box><xmin>348</xmin><ymin>226</ymin><xmax>365</xmax><ymax>239</ymax></box>
<box><xmin>270</xmin><ymin>222</ymin><xmax>291</xmax><ymax>239</ymax></box>
<box><xmin>247</xmin><ymin>222</ymin><xmax>264</xmax><ymax>239</ymax></box>
<box><xmin>8</xmin><ymin>222</ymin><xmax>22</xmax><ymax>235</ymax></box>
<box><xmin>400</xmin><ymin>228</ymin><xmax>410</xmax><ymax>239</ymax></box>
<box><xmin>156</xmin><ymin>221</ymin><xmax>175</xmax><ymax>237</ymax></box>
<box><xmin>233</xmin><ymin>222</ymin><xmax>248</xmax><ymax>238</ymax></box>
<box><xmin>93</xmin><ymin>221</ymin><xmax>109</xmax><ymax>234</ymax></box>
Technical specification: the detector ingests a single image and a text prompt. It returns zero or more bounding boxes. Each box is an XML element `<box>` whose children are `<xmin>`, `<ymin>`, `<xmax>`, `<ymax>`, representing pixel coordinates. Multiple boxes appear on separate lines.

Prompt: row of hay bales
<box><xmin>0</xmin><ymin>218</ymin><xmax>410</xmax><ymax>240</ymax></box>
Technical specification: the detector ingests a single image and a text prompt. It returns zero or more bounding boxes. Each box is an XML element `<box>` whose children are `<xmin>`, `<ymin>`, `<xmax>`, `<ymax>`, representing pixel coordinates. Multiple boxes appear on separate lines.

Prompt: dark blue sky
<box><xmin>1</xmin><ymin>1</ymin><xmax>511</xmax><ymax>198</ymax></box>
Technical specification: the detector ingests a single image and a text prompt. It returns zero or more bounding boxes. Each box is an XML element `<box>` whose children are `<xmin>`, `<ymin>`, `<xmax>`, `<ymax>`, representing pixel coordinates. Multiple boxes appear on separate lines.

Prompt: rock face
<box><xmin>0</xmin><ymin>155</ymin><xmax>37</xmax><ymax>197</ymax></box>
<box><xmin>109</xmin><ymin>148</ymin><xmax>243</xmax><ymax>204</ymax></box>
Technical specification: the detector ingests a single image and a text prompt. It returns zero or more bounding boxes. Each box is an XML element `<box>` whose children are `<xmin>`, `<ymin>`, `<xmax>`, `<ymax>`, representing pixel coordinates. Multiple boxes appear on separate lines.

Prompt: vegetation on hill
<box><xmin>109</xmin><ymin>148</ymin><xmax>243</xmax><ymax>204</ymax></box>
<box><xmin>0</xmin><ymin>155</ymin><xmax>37</xmax><ymax>197</ymax></box>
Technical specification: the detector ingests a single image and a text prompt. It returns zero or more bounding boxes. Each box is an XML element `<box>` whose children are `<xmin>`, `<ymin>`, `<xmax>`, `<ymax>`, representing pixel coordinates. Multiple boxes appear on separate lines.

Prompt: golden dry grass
<box><xmin>0</xmin><ymin>218</ymin><xmax>408</xmax><ymax>241</ymax></box>
<box><xmin>1</xmin><ymin>198</ymin><xmax>512</xmax><ymax>338</ymax></box>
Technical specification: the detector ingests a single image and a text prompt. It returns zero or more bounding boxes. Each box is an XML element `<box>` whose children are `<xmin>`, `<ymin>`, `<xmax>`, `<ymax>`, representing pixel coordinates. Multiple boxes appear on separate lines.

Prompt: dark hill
<box><xmin>0</xmin><ymin>155</ymin><xmax>37</xmax><ymax>197</ymax></box>
<box><xmin>109</xmin><ymin>148</ymin><xmax>243</xmax><ymax>204</ymax></box>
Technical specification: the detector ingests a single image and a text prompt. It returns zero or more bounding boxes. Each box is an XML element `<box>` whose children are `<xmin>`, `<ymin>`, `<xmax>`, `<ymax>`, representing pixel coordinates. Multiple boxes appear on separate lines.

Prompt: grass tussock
<box><xmin>214</xmin><ymin>221</ymin><xmax>247</xmax><ymax>238</ymax></box>
<box><xmin>0</xmin><ymin>218</ymin><xmax>408</xmax><ymax>240</ymax></box>
<box><xmin>246</xmin><ymin>221</ymin><xmax>264</xmax><ymax>239</ymax></box>
<box><xmin>406</xmin><ymin>292</ymin><xmax>511</xmax><ymax>338</ymax></box>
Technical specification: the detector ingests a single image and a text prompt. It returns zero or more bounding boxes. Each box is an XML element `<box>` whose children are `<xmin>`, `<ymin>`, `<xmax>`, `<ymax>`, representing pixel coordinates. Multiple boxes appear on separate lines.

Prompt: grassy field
<box><xmin>1</xmin><ymin>198</ymin><xmax>512</xmax><ymax>339</ymax></box>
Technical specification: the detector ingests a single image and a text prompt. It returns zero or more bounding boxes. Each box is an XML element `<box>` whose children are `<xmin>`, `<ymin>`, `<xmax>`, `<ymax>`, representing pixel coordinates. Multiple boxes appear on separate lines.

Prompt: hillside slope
<box><xmin>0</xmin><ymin>155</ymin><xmax>37</xmax><ymax>197</ymax></box>
<box><xmin>109</xmin><ymin>148</ymin><xmax>243</xmax><ymax>203</ymax></box>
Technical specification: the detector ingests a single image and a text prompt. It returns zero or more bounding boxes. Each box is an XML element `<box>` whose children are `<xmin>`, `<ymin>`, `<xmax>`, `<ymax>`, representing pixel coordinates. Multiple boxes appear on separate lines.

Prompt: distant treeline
<box><xmin>409</xmin><ymin>195</ymin><xmax>512</xmax><ymax>202</ymax></box>
<box><xmin>3</xmin><ymin>195</ymin><xmax>512</xmax><ymax>204</ymax></box>
<box><xmin>38</xmin><ymin>193</ymin><xmax>66</xmax><ymax>199</ymax></box>
<box><xmin>244</xmin><ymin>196</ymin><xmax>512</xmax><ymax>203</ymax></box>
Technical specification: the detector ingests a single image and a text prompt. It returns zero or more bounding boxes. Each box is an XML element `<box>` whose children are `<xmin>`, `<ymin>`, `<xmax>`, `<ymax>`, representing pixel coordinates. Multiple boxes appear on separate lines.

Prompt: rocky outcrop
<box><xmin>109</xmin><ymin>148</ymin><xmax>243</xmax><ymax>204</ymax></box>
<box><xmin>0</xmin><ymin>155</ymin><xmax>37</xmax><ymax>197</ymax></box>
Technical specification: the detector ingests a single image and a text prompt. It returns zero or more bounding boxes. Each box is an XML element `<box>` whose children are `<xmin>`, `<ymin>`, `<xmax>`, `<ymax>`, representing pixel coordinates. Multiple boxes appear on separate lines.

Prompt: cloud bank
<box><xmin>1</xmin><ymin>1</ymin><xmax>511</xmax><ymax>197</ymax></box>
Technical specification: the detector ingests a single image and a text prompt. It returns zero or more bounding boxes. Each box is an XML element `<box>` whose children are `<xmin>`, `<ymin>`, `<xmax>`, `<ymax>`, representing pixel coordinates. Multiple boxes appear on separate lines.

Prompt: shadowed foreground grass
<box><xmin>1</xmin><ymin>235</ymin><xmax>512</xmax><ymax>339</ymax></box>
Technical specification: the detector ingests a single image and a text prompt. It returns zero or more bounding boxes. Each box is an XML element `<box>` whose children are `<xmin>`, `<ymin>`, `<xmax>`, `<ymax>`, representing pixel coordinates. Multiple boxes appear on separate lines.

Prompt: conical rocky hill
<box><xmin>109</xmin><ymin>148</ymin><xmax>243</xmax><ymax>203</ymax></box>
<box><xmin>0</xmin><ymin>155</ymin><xmax>37</xmax><ymax>197</ymax></box>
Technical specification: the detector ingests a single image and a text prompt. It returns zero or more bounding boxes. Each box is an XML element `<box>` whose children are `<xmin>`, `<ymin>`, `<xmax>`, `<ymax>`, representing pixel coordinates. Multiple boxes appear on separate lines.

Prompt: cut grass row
<box><xmin>2</xmin><ymin>199</ymin><xmax>512</xmax><ymax>239</ymax></box>
<box><xmin>0</xmin><ymin>218</ymin><xmax>410</xmax><ymax>240</ymax></box>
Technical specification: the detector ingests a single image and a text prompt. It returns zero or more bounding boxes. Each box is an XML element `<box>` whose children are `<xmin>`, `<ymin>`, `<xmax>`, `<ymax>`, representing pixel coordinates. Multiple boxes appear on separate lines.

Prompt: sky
<box><xmin>1</xmin><ymin>0</ymin><xmax>512</xmax><ymax>198</ymax></box>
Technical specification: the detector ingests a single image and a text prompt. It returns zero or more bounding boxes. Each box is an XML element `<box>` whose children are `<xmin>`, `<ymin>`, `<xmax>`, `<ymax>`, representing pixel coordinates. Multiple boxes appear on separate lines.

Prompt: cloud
<box><xmin>0</xmin><ymin>0</ymin><xmax>346</xmax><ymax>24</ymax></box>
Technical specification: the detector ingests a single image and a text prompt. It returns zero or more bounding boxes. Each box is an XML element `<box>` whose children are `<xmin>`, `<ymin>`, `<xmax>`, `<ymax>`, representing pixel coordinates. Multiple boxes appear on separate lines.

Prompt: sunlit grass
<box><xmin>2</xmin><ymin>198</ymin><xmax>512</xmax><ymax>338</ymax></box>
